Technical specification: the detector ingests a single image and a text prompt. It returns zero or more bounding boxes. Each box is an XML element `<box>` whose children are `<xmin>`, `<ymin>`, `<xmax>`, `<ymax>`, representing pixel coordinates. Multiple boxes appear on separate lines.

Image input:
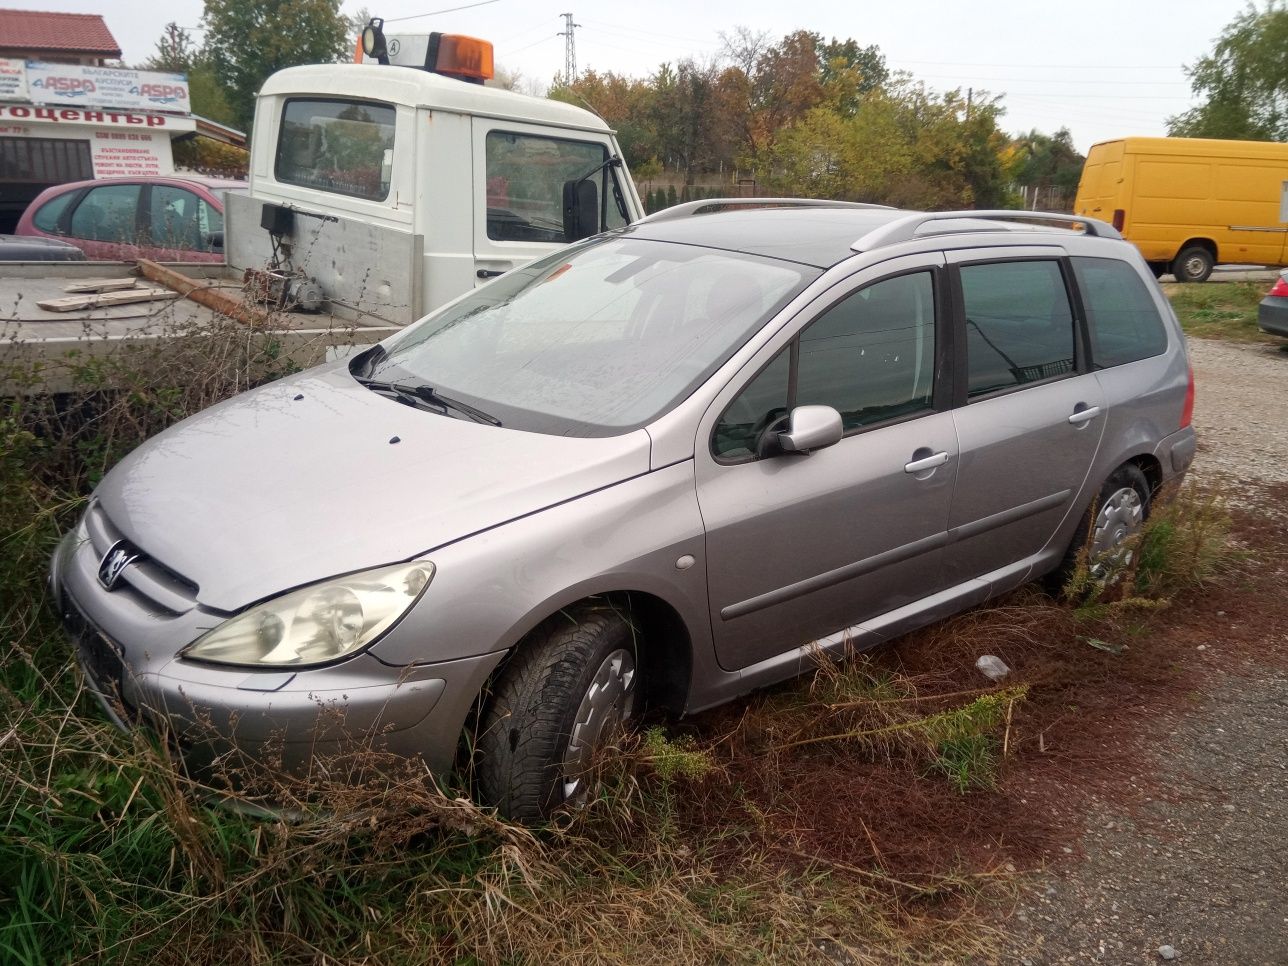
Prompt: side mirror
<box><xmin>776</xmin><ymin>405</ymin><xmax>843</xmax><ymax>455</ymax></box>
<box><xmin>562</xmin><ymin>178</ymin><xmax>599</xmax><ymax>242</ymax></box>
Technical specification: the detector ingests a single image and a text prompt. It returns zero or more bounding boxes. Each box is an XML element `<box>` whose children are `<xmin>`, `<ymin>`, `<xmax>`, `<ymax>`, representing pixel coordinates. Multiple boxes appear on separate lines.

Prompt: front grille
<box><xmin>83</xmin><ymin>502</ymin><xmax>199</xmax><ymax>615</ymax></box>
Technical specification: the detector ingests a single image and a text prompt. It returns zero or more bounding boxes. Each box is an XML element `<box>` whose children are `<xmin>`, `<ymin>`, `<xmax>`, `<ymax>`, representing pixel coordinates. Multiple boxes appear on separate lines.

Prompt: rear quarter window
<box><xmin>33</xmin><ymin>190</ymin><xmax>78</xmax><ymax>233</ymax></box>
<box><xmin>1072</xmin><ymin>256</ymin><xmax>1168</xmax><ymax>368</ymax></box>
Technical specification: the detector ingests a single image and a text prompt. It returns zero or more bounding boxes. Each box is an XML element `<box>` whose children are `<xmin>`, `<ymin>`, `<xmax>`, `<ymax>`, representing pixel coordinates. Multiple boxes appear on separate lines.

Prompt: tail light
<box><xmin>1111</xmin><ymin>209</ymin><xmax>1125</xmax><ymax>232</ymax></box>
<box><xmin>1180</xmin><ymin>362</ymin><xmax>1195</xmax><ymax>428</ymax></box>
<box><xmin>1269</xmin><ymin>272</ymin><xmax>1288</xmax><ymax>298</ymax></box>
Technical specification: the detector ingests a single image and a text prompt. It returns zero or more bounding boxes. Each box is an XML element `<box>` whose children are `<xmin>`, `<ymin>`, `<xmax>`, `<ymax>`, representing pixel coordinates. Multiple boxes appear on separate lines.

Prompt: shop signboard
<box><xmin>0</xmin><ymin>58</ymin><xmax>26</xmax><ymax>101</ymax></box>
<box><xmin>25</xmin><ymin>62</ymin><xmax>190</xmax><ymax>114</ymax></box>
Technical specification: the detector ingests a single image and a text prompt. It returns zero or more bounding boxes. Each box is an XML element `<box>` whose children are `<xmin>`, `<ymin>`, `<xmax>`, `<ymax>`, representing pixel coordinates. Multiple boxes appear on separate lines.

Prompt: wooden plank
<box><xmin>62</xmin><ymin>278</ymin><xmax>138</xmax><ymax>294</ymax></box>
<box><xmin>36</xmin><ymin>288</ymin><xmax>179</xmax><ymax>312</ymax></box>
<box><xmin>137</xmin><ymin>258</ymin><xmax>271</xmax><ymax>328</ymax></box>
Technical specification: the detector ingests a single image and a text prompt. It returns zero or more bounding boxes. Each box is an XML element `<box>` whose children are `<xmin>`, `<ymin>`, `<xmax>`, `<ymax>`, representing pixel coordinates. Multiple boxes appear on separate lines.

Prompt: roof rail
<box><xmin>851</xmin><ymin>210</ymin><xmax>1121</xmax><ymax>251</ymax></box>
<box><xmin>641</xmin><ymin>197</ymin><xmax>893</xmax><ymax>224</ymax></box>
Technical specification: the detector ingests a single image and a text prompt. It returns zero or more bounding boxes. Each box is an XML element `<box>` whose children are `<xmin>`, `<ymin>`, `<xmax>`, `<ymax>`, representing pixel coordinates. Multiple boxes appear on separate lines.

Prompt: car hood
<box><xmin>94</xmin><ymin>365</ymin><xmax>652</xmax><ymax>612</ymax></box>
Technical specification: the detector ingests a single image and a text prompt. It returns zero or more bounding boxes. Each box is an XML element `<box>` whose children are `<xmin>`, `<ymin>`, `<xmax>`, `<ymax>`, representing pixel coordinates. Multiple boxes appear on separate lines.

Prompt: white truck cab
<box><xmin>228</xmin><ymin>30</ymin><xmax>644</xmax><ymax>324</ymax></box>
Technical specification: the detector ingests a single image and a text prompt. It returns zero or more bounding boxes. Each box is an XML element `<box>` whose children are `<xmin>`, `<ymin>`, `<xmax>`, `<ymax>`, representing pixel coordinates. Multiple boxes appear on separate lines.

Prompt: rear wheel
<box><xmin>1171</xmin><ymin>246</ymin><xmax>1214</xmax><ymax>283</ymax></box>
<box><xmin>476</xmin><ymin>607</ymin><xmax>638</xmax><ymax>822</ymax></box>
<box><xmin>1052</xmin><ymin>463</ymin><xmax>1151</xmax><ymax>592</ymax></box>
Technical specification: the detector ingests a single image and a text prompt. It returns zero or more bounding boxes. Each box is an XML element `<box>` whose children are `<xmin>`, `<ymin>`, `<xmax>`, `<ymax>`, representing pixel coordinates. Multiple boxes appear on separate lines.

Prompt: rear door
<box><xmin>66</xmin><ymin>183</ymin><xmax>144</xmax><ymax>260</ymax></box>
<box><xmin>696</xmin><ymin>254</ymin><xmax>957</xmax><ymax>672</ymax></box>
<box><xmin>945</xmin><ymin>247</ymin><xmax>1105</xmax><ymax>590</ymax></box>
<box><xmin>470</xmin><ymin>119</ymin><xmax>628</xmax><ymax>283</ymax></box>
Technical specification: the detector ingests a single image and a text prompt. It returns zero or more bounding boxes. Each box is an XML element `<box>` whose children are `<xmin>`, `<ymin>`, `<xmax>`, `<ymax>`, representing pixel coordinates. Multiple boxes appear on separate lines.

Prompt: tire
<box><xmin>1171</xmin><ymin>246</ymin><xmax>1214</xmax><ymax>284</ymax></box>
<box><xmin>476</xmin><ymin>607</ymin><xmax>638</xmax><ymax>822</ymax></box>
<box><xmin>1051</xmin><ymin>463</ymin><xmax>1151</xmax><ymax>593</ymax></box>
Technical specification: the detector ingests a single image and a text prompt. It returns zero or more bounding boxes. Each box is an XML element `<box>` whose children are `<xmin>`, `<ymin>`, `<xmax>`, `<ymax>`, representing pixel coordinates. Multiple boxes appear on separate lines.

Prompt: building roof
<box><xmin>0</xmin><ymin>8</ymin><xmax>121</xmax><ymax>57</ymax></box>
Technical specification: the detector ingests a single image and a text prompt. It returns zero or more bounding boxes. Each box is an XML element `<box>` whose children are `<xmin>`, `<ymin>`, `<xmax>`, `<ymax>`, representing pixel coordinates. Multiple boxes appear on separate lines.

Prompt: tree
<box><xmin>1168</xmin><ymin>1</ymin><xmax>1288</xmax><ymax>141</ymax></box>
<box><xmin>201</xmin><ymin>0</ymin><xmax>351</xmax><ymax>130</ymax></box>
<box><xmin>141</xmin><ymin>22</ymin><xmax>238</xmax><ymax>128</ymax></box>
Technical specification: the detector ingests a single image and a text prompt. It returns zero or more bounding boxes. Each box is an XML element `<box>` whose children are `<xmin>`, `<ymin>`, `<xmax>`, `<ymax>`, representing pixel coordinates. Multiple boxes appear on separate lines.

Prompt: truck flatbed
<box><xmin>1</xmin><ymin>261</ymin><xmax>399</xmax><ymax>393</ymax></box>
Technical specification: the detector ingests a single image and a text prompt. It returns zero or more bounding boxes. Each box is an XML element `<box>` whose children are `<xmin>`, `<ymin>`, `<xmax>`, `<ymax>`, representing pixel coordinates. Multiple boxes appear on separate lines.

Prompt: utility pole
<box><xmin>559</xmin><ymin>12</ymin><xmax>580</xmax><ymax>85</ymax></box>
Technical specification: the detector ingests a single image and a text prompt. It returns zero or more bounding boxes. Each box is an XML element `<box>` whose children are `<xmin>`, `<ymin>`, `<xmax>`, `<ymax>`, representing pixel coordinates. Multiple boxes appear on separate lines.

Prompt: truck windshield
<box><xmin>369</xmin><ymin>237</ymin><xmax>817</xmax><ymax>436</ymax></box>
<box><xmin>275</xmin><ymin>98</ymin><xmax>396</xmax><ymax>201</ymax></box>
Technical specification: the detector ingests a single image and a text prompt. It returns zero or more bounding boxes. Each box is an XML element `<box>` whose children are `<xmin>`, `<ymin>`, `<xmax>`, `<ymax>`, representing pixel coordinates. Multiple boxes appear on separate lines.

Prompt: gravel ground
<box><xmin>999</xmin><ymin>337</ymin><xmax>1288</xmax><ymax>965</ymax></box>
<box><xmin>1188</xmin><ymin>338</ymin><xmax>1288</xmax><ymax>488</ymax></box>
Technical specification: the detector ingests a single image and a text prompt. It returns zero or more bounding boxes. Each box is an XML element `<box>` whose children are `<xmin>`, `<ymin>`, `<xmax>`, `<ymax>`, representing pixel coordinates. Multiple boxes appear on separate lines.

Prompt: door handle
<box><xmin>904</xmin><ymin>451</ymin><xmax>949</xmax><ymax>474</ymax></box>
<box><xmin>1068</xmin><ymin>405</ymin><xmax>1102</xmax><ymax>425</ymax></box>
<box><xmin>476</xmin><ymin>268</ymin><xmax>506</xmax><ymax>279</ymax></box>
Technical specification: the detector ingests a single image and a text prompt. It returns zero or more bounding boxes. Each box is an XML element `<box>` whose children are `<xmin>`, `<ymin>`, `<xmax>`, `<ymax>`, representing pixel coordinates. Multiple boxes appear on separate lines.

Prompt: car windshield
<box><xmin>369</xmin><ymin>237</ymin><xmax>818</xmax><ymax>436</ymax></box>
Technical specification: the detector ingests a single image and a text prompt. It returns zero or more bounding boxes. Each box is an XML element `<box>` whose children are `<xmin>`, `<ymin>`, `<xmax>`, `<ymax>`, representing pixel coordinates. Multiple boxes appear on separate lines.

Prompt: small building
<box><xmin>0</xmin><ymin>9</ymin><xmax>204</xmax><ymax>231</ymax></box>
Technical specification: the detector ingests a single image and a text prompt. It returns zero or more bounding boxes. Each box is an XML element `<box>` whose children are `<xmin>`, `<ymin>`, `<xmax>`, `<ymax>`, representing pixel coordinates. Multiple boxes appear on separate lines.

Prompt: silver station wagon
<box><xmin>51</xmin><ymin>202</ymin><xmax>1197</xmax><ymax>820</ymax></box>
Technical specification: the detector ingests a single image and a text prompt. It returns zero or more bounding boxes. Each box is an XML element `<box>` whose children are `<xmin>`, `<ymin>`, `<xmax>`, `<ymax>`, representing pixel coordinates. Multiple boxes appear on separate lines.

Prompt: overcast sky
<box><xmin>41</xmin><ymin>0</ymin><xmax>1253</xmax><ymax>152</ymax></box>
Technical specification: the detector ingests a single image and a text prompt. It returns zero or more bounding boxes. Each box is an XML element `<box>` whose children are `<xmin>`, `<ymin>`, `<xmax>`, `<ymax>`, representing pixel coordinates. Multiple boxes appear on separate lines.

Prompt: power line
<box><xmin>383</xmin><ymin>0</ymin><xmax>502</xmax><ymax>25</ymax></box>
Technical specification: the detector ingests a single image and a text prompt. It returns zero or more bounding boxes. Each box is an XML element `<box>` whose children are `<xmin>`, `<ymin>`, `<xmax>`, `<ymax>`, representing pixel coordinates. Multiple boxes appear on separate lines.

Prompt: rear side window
<box><xmin>33</xmin><ymin>190</ymin><xmax>77</xmax><ymax>233</ymax></box>
<box><xmin>276</xmin><ymin>98</ymin><xmax>395</xmax><ymax>201</ymax></box>
<box><xmin>69</xmin><ymin>184</ymin><xmax>141</xmax><ymax>243</ymax></box>
<box><xmin>1072</xmin><ymin>256</ymin><xmax>1168</xmax><ymax>367</ymax></box>
<box><xmin>959</xmin><ymin>260</ymin><xmax>1076</xmax><ymax>398</ymax></box>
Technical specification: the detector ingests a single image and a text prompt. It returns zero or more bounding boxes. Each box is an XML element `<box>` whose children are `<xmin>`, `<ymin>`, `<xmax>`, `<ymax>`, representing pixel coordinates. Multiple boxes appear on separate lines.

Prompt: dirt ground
<box><xmin>995</xmin><ymin>336</ymin><xmax>1288</xmax><ymax>965</ymax></box>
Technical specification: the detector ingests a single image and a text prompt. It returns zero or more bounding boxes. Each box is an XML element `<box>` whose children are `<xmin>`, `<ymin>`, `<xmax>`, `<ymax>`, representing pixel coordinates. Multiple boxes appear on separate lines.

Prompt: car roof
<box><xmin>623</xmin><ymin>207</ymin><xmax>908</xmax><ymax>269</ymax></box>
<box><xmin>622</xmin><ymin>204</ymin><xmax>1123</xmax><ymax>269</ymax></box>
<box><xmin>44</xmin><ymin>175</ymin><xmax>248</xmax><ymax>193</ymax></box>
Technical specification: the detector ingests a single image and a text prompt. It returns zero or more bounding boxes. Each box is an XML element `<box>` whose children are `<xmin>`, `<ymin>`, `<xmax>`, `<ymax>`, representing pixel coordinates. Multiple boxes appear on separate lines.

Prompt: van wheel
<box><xmin>1171</xmin><ymin>246</ymin><xmax>1214</xmax><ymax>283</ymax></box>
<box><xmin>476</xmin><ymin>607</ymin><xmax>638</xmax><ymax>822</ymax></box>
<box><xmin>1050</xmin><ymin>463</ymin><xmax>1151</xmax><ymax>593</ymax></box>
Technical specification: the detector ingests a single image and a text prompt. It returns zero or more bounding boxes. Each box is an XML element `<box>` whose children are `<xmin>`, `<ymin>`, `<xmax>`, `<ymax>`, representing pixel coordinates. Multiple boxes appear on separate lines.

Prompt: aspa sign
<box><xmin>25</xmin><ymin>62</ymin><xmax>191</xmax><ymax>115</ymax></box>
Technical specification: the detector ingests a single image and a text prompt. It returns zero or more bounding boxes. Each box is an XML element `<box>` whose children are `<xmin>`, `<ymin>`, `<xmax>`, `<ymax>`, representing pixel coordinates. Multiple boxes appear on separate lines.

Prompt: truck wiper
<box><xmin>353</xmin><ymin>375</ymin><xmax>502</xmax><ymax>426</ymax></box>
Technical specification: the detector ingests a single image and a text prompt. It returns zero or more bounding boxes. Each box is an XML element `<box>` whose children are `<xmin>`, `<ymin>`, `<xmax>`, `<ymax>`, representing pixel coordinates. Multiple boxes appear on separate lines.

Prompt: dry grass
<box><xmin>1163</xmin><ymin>279</ymin><xmax>1278</xmax><ymax>343</ymax></box>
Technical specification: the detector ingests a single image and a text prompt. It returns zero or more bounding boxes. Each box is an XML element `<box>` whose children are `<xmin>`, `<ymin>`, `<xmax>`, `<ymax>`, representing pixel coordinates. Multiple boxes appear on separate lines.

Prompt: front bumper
<box><xmin>1258</xmin><ymin>296</ymin><xmax>1288</xmax><ymax>338</ymax></box>
<box><xmin>50</xmin><ymin>526</ymin><xmax>505</xmax><ymax>787</ymax></box>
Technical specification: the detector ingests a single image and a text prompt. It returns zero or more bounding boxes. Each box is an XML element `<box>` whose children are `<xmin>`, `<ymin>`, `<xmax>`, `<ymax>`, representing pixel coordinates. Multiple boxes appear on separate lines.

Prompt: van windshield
<box><xmin>368</xmin><ymin>237</ymin><xmax>817</xmax><ymax>436</ymax></box>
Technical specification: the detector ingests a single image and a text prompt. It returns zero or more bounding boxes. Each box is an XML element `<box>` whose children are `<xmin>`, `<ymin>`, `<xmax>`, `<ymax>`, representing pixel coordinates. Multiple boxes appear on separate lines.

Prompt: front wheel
<box><xmin>476</xmin><ymin>607</ymin><xmax>638</xmax><ymax>822</ymax></box>
<box><xmin>1171</xmin><ymin>246</ymin><xmax>1214</xmax><ymax>283</ymax></box>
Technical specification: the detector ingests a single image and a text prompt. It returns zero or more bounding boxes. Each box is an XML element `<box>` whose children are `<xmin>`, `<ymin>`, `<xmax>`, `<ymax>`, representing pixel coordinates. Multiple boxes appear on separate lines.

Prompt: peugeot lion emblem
<box><xmin>97</xmin><ymin>542</ymin><xmax>137</xmax><ymax>591</ymax></box>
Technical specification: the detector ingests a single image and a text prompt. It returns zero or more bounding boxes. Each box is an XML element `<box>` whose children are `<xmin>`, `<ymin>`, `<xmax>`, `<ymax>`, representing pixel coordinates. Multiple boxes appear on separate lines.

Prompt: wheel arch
<box><xmin>1176</xmin><ymin>236</ymin><xmax>1218</xmax><ymax>262</ymax></box>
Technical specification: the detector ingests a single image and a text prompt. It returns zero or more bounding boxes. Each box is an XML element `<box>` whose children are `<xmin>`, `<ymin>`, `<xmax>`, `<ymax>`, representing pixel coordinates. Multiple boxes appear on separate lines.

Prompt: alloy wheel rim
<box><xmin>561</xmin><ymin>647</ymin><xmax>637</xmax><ymax>804</ymax></box>
<box><xmin>1089</xmin><ymin>485</ymin><xmax>1144</xmax><ymax>577</ymax></box>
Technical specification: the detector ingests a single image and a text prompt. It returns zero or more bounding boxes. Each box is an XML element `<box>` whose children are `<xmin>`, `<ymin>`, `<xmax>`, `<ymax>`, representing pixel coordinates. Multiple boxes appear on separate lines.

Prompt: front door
<box><xmin>696</xmin><ymin>256</ymin><xmax>958</xmax><ymax>672</ymax></box>
<box><xmin>945</xmin><ymin>250</ymin><xmax>1106</xmax><ymax>586</ymax></box>
<box><xmin>469</xmin><ymin>119</ymin><xmax>626</xmax><ymax>284</ymax></box>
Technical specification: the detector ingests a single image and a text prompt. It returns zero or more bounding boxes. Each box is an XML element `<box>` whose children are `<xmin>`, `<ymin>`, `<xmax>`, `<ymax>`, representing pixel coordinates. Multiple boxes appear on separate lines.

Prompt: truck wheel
<box><xmin>476</xmin><ymin>607</ymin><xmax>638</xmax><ymax>822</ymax></box>
<box><xmin>1050</xmin><ymin>463</ymin><xmax>1151</xmax><ymax>593</ymax></box>
<box><xmin>1171</xmin><ymin>246</ymin><xmax>1214</xmax><ymax>283</ymax></box>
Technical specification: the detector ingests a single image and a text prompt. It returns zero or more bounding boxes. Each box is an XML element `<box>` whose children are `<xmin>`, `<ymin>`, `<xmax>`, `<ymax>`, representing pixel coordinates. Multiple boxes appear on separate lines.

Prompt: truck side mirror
<box><xmin>562</xmin><ymin>179</ymin><xmax>599</xmax><ymax>242</ymax></box>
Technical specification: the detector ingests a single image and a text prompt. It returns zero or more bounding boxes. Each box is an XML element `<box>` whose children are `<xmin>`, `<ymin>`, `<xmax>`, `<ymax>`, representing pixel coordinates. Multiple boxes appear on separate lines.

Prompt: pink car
<box><xmin>16</xmin><ymin>175</ymin><xmax>247</xmax><ymax>263</ymax></box>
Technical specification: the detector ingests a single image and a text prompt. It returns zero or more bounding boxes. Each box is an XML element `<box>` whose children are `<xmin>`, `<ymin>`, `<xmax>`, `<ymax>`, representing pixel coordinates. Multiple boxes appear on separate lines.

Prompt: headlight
<box><xmin>182</xmin><ymin>562</ymin><xmax>434</xmax><ymax>667</ymax></box>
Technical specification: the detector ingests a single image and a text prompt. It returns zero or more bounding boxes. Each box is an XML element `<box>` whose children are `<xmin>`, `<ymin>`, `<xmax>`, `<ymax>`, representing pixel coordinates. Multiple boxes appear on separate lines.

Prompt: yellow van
<box><xmin>1074</xmin><ymin>137</ymin><xmax>1288</xmax><ymax>282</ymax></box>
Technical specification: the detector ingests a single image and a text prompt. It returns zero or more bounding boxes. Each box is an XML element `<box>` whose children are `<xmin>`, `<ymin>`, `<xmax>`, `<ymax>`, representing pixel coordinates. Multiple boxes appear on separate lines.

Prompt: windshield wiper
<box><xmin>353</xmin><ymin>375</ymin><xmax>502</xmax><ymax>426</ymax></box>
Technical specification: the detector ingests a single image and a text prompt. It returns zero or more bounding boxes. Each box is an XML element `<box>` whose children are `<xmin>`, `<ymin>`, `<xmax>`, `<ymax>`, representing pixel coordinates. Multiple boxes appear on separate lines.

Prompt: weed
<box><xmin>1163</xmin><ymin>280</ymin><xmax>1277</xmax><ymax>344</ymax></box>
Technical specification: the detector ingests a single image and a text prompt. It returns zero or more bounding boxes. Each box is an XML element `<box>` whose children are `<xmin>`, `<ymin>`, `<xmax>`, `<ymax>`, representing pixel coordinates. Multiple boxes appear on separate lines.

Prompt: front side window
<box><xmin>1072</xmin><ymin>256</ymin><xmax>1168</xmax><ymax>368</ymax></box>
<box><xmin>373</xmin><ymin>238</ymin><xmax>815</xmax><ymax>436</ymax></box>
<box><xmin>148</xmin><ymin>186</ymin><xmax>220</xmax><ymax>251</ymax></box>
<box><xmin>485</xmin><ymin>131</ymin><xmax>622</xmax><ymax>242</ymax></box>
<box><xmin>69</xmin><ymin>184</ymin><xmax>141</xmax><ymax>243</ymax></box>
<box><xmin>960</xmin><ymin>260</ymin><xmax>1076</xmax><ymax>398</ymax></box>
<box><xmin>276</xmin><ymin>99</ymin><xmax>395</xmax><ymax>201</ymax></box>
<box><xmin>713</xmin><ymin>271</ymin><xmax>938</xmax><ymax>460</ymax></box>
